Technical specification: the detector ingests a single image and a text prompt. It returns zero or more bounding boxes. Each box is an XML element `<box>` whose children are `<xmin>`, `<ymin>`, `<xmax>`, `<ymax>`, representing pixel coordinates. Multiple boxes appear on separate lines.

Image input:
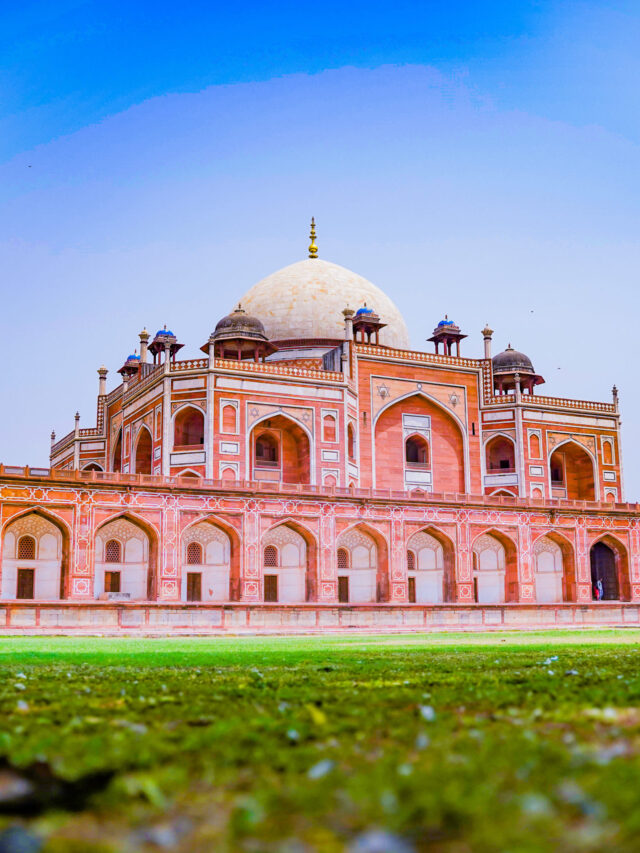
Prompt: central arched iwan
<box><xmin>375</xmin><ymin>394</ymin><xmax>464</xmax><ymax>492</ymax></box>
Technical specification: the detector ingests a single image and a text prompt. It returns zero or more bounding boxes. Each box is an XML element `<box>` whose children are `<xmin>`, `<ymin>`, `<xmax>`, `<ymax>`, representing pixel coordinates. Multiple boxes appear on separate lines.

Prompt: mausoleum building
<box><xmin>1</xmin><ymin>222</ymin><xmax>638</xmax><ymax>631</ymax></box>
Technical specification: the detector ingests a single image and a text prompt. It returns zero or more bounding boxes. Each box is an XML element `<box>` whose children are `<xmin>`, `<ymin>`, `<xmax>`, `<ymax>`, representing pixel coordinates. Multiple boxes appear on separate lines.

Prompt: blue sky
<box><xmin>2</xmin><ymin>1</ymin><xmax>640</xmax><ymax>495</ymax></box>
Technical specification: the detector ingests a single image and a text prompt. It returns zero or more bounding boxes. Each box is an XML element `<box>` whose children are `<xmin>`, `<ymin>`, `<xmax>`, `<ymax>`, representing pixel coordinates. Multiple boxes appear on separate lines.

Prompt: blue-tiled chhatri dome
<box><xmin>437</xmin><ymin>317</ymin><xmax>455</xmax><ymax>327</ymax></box>
<box><xmin>355</xmin><ymin>304</ymin><xmax>375</xmax><ymax>317</ymax></box>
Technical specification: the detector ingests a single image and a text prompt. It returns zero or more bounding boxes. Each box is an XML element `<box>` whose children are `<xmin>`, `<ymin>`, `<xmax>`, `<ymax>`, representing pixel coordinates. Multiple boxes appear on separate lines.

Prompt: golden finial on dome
<box><xmin>308</xmin><ymin>217</ymin><xmax>318</xmax><ymax>259</ymax></box>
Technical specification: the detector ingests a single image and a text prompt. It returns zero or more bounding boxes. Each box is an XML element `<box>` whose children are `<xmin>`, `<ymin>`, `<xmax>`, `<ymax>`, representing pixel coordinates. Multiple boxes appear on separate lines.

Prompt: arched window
<box><xmin>405</xmin><ymin>435</ymin><xmax>429</xmax><ymax>467</ymax></box>
<box><xmin>186</xmin><ymin>542</ymin><xmax>203</xmax><ymax>565</ymax></box>
<box><xmin>603</xmin><ymin>441</ymin><xmax>613</xmax><ymax>465</ymax></box>
<box><xmin>82</xmin><ymin>463</ymin><xmax>103</xmax><ymax>472</ymax></box>
<box><xmin>255</xmin><ymin>432</ymin><xmax>278</xmax><ymax>467</ymax></box>
<box><xmin>17</xmin><ymin>535</ymin><xmax>36</xmax><ymax>560</ymax></box>
<box><xmin>529</xmin><ymin>433</ymin><xmax>541</xmax><ymax>459</ymax></box>
<box><xmin>347</xmin><ymin>424</ymin><xmax>356</xmax><ymax>460</ymax></box>
<box><xmin>337</xmin><ymin>547</ymin><xmax>349</xmax><ymax>569</ymax></box>
<box><xmin>323</xmin><ymin>414</ymin><xmax>337</xmax><ymax>442</ymax></box>
<box><xmin>486</xmin><ymin>436</ymin><xmax>515</xmax><ymax>472</ymax></box>
<box><xmin>112</xmin><ymin>430</ymin><xmax>123</xmax><ymax>473</ymax></box>
<box><xmin>174</xmin><ymin>407</ymin><xmax>205</xmax><ymax>447</ymax></box>
<box><xmin>134</xmin><ymin>428</ymin><xmax>153</xmax><ymax>475</ymax></box>
<box><xmin>222</xmin><ymin>404</ymin><xmax>237</xmax><ymax>434</ymax></box>
<box><xmin>324</xmin><ymin>474</ymin><xmax>337</xmax><ymax>487</ymax></box>
<box><xmin>407</xmin><ymin>550</ymin><xmax>415</xmax><ymax>571</ymax></box>
<box><xmin>105</xmin><ymin>539</ymin><xmax>122</xmax><ymax>563</ymax></box>
<box><xmin>550</xmin><ymin>443</ymin><xmax>595</xmax><ymax>500</ymax></box>
<box><xmin>264</xmin><ymin>545</ymin><xmax>278</xmax><ymax>567</ymax></box>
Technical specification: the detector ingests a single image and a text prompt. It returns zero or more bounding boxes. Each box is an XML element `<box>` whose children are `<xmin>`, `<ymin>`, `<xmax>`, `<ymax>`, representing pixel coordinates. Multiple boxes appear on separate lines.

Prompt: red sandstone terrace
<box><xmin>1</xmin><ymin>224</ymin><xmax>637</xmax><ymax>632</ymax></box>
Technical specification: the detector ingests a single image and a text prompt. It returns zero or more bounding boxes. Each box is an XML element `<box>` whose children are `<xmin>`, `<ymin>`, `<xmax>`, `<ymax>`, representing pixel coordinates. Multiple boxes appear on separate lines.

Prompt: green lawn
<box><xmin>1</xmin><ymin>631</ymin><xmax>640</xmax><ymax>851</ymax></box>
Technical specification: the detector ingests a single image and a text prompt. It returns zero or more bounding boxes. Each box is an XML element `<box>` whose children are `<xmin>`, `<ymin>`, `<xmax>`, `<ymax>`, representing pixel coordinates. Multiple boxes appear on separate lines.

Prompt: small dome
<box><xmin>154</xmin><ymin>328</ymin><xmax>175</xmax><ymax>337</ymax></box>
<box><xmin>355</xmin><ymin>304</ymin><xmax>375</xmax><ymax>317</ymax></box>
<box><xmin>437</xmin><ymin>318</ymin><xmax>455</xmax><ymax>327</ymax></box>
<box><xmin>213</xmin><ymin>306</ymin><xmax>268</xmax><ymax>342</ymax></box>
<box><xmin>126</xmin><ymin>353</ymin><xmax>140</xmax><ymax>361</ymax></box>
<box><xmin>493</xmin><ymin>345</ymin><xmax>535</xmax><ymax>375</ymax></box>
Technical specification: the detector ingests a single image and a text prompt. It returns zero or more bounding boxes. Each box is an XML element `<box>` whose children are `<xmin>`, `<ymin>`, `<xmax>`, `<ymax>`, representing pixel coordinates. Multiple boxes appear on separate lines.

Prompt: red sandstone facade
<box><xmin>0</xmin><ymin>244</ymin><xmax>637</xmax><ymax>628</ymax></box>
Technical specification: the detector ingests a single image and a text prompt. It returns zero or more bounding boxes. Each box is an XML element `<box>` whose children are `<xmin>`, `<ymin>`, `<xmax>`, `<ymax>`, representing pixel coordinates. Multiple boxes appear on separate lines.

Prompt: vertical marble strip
<box><xmin>319</xmin><ymin>506</ymin><xmax>337</xmax><ymax>600</ymax></box>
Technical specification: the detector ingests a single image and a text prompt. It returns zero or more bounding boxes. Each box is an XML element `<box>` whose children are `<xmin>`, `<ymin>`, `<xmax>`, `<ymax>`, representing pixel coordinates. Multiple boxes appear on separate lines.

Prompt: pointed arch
<box><xmin>336</xmin><ymin>522</ymin><xmax>390</xmax><ymax>603</ymax></box>
<box><xmin>133</xmin><ymin>425</ymin><xmax>153</xmax><ymax>475</ymax></box>
<box><xmin>262</xmin><ymin>519</ymin><xmax>319</xmax><ymax>602</ymax></box>
<box><xmin>173</xmin><ymin>404</ymin><xmax>205</xmax><ymax>448</ymax></box>
<box><xmin>534</xmin><ymin>530</ymin><xmax>576</xmax><ymax>602</ymax></box>
<box><xmin>549</xmin><ymin>439</ymin><xmax>596</xmax><ymax>501</ymax></box>
<box><xmin>373</xmin><ymin>391</ymin><xmax>467</xmax><ymax>493</ymax></box>
<box><xmin>95</xmin><ymin>512</ymin><xmax>159</xmax><ymax>600</ymax></box>
<box><xmin>82</xmin><ymin>462</ymin><xmax>104</xmax><ymax>472</ymax></box>
<box><xmin>347</xmin><ymin>422</ymin><xmax>357</xmax><ymax>461</ymax></box>
<box><xmin>181</xmin><ymin>514</ymin><xmax>242</xmax><ymax>601</ymax></box>
<box><xmin>588</xmin><ymin>533</ymin><xmax>630</xmax><ymax>601</ymax></box>
<box><xmin>405</xmin><ymin>433</ymin><xmax>430</xmax><ymax>466</ymax></box>
<box><xmin>111</xmin><ymin>428</ymin><xmax>123</xmax><ymax>473</ymax></box>
<box><xmin>472</xmin><ymin>528</ymin><xmax>519</xmax><ymax>603</ymax></box>
<box><xmin>484</xmin><ymin>434</ymin><xmax>516</xmax><ymax>473</ymax></box>
<box><xmin>1</xmin><ymin>507</ymin><xmax>71</xmax><ymax>600</ymax></box>
<box><xmin>249</xmin><ymin>412</ymin><xmax>314</xmax><ymax>485</ymax></box>
<box><xmin>407</xmin><ymin>525</ymin><xmax>457</xmax><ymax>602</ymax></box>
<box><xmin>176</xmin><ymin>468</ymin><xmax>202</xmax><ymax>479</ymax></box>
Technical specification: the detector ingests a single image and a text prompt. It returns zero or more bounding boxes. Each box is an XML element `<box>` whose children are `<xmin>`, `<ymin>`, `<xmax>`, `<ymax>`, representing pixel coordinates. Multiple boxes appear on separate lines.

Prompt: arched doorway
<box><xmin>472</xmin><ymin>531</ymin><xmax>519</xmax><ymax>603</ymax></box>
<box><xmin>95</xmin><ymin>516</ymin><xmax>157</xmax><ymax>600</ymax></box>
<box><xmin>406</xmin><ymin>528</ymin><xmax>456</xmax><ymax>603</ymax></box>
<box><xmin>589</xmin><ymin>538</ymin><xmax>630</xmax><ymax>601</ymax></box>
<box><xmin>532</xmin><ymin>536</ymin><xmax>564</xmax><ymax>603</ymax></box>
<box><xmin>250</xmin><ymin>415</ymin><xmax>312</xmax><ymax>484</ymax></box>
<box><xmin>82</xmin><ymin>463</ymin><xmax>104</xmax><ymax>472</ymax></box>
<box><xmin>133</xmin><ymin>427</ymin><xmax>153</xmax><ymax>475</ymax></box>
<box><xmin>261</xmin><ymin>523</ymin><xmax>316</xmax><ymax>602</ymax></box>
<box><xmin>181</xmin><ymin>521</ymin><xmax>231</xmax><ymax>602</ymax></box>
<box><xmin>549</xmin><ymin>441</ymin><xmax>595</xmax><ymax>500</ymax></box>
<box><xmin>1</xmin><ymin>511</ymin><xmax>68</xmax><ymax>600</ymax></box>
<box><xmin>112</xmin><ymin>429</ymin><xmax>123</xmax><ymax>473</ymax></box>
<box><xmin>174</xmin><ymin>406</ymin><xmax>205</xmax><ymax>449</ymax></box>
<box><xmin>335</xmin><ymin>525</ymin><xmax>389</xmax><ymax>603</ymax></box>
<box><xmin>374</xmin><ymin>393</ymin><xmax>465</xmax><ymax>492</ymax></box>
<box><xmin>347</xmin><ymin>423</ymin><xmax>356</xmax><ymax>461</ymax></box>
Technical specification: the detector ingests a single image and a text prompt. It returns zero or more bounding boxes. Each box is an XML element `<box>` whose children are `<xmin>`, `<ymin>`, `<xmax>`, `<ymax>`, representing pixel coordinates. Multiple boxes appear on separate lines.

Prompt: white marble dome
<box><xmin>238</xmin><ymin>259</ymin><xmax>410</xmax><ymax>350</ymax></box>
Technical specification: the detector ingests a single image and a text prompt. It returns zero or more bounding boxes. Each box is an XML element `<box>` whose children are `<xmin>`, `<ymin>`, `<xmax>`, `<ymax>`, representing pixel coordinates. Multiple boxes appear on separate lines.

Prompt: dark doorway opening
<box><xmin>105</xmin><ymin>571</ymin><xmax>121</xmax><ymax>593</ymax></box>
<box><xmin>264</xmin><ymin>574</ymin><xmax>278</xmax><ymax>602</ymax></box>
<box><xmin>408</xmin><ymin>576</ymin><xmax>416</xmax><ymax>603</ymax></box>
<box><xmin>338</xmin><ymin>576</ymin><xmax>349</xmax><ymax>603</ymax></box>
<box><xmin>17</xmin><ymin>568</ymin><xmax>34</xmax><ymax>600</ymax></box>
<box><xmin>187</xmin><ymin>572</ymin><xmax>202</xmax><ymax>602</ymax></box>
<box><xmin>590</xmin><ymin>542</ymin><xmax>619</xmax><ymax>600</ymax></box>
